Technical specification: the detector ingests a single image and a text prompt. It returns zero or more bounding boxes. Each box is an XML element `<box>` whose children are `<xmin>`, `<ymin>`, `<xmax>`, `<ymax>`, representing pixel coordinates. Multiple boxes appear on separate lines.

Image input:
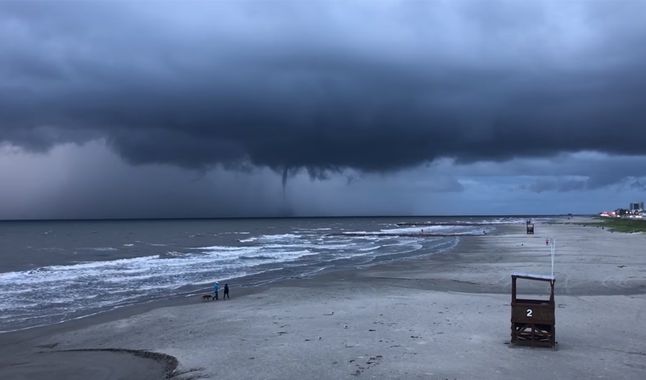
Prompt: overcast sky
<box><xmin>1</xmin><ymin>0</ymin><xmax>645</xmax><ymax>219</ymax></box>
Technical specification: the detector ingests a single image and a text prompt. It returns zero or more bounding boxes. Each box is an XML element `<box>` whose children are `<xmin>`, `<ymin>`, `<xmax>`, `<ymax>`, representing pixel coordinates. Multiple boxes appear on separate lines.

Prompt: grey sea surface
<box><xmin>0</xmin><ymin>217</ymin><xmax>516</xmax><ymax>332</ymax></box>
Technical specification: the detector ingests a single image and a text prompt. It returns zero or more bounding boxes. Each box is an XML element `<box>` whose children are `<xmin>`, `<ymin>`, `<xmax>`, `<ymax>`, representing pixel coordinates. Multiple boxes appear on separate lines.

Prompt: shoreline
<box><xmin>0</xmin><ymin>229</ymin><xmax>465</xmax><ymax>335</ymax></box>
<box><xmin>2</xmin><ymin>217</ymin><xmax>645</xmax><ymax>379</ymax></box>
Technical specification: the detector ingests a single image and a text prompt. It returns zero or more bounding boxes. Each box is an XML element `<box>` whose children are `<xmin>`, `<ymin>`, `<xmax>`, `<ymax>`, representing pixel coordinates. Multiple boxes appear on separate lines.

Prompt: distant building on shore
<box><xmin>599</xmin><ymin>201</ymin><xmax>644</xmax><ymax>219</ymax></box>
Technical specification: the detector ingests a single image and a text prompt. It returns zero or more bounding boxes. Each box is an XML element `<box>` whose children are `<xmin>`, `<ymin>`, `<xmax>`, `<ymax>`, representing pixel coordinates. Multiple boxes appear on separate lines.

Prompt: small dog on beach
<box><xmin>202</xmin><ymin>294</ymin><xmax>214</xmax><ymax>301</ymax></box>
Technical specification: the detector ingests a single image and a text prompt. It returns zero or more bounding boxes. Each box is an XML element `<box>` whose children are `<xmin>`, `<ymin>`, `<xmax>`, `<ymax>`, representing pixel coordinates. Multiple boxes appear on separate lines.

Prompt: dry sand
<box><xmin>1</xmin><ymin>217</ymin><xmax>645</xmax><ymax>379</ymax></box>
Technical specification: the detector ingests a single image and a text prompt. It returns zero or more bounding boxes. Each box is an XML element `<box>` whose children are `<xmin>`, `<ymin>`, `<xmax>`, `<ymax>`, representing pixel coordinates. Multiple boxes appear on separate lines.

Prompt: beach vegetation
<box><xmin>584</xmin><ymin>217</ymin><xmax>646</xmax><ymax>233</ymax></box>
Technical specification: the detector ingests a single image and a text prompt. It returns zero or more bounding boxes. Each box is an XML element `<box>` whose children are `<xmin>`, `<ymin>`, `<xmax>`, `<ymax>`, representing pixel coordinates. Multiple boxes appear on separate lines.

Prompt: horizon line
<box><xmin>0</xmin><ymin>213</ymin><xmax>590</xmax><ymax>223</ymax></box>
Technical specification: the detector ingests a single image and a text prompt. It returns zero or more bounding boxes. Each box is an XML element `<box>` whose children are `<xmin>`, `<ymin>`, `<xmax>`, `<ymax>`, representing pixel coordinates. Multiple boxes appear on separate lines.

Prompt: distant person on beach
<box><xmin>546</xmin><ymin>239</ymin><xmax>549</xmax><ymax>246</ymax></box>
<box><xmin>213</xmin><ymin>282</ymin><xmax>220</xmax><ymax>300</ymax></box>
<box><xmin>224</xmin><ymin>283</ymin><xmax>230</xmax><ymax>299</ymax></box>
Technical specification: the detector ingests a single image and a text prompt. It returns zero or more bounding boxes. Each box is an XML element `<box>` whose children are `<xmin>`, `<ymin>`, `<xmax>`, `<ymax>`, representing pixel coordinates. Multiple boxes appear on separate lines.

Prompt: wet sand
<box><xmin>1</xmin><ymin>217</ymin><xmax>645</xmax><ymax>379</ymax></box>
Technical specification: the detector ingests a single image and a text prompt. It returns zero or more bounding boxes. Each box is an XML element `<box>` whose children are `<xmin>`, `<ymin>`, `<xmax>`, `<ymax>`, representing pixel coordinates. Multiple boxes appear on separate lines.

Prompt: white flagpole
<box><xmin>551</xmin><ymin>239</ymin><xmax>555</xmax><ymax>278</ymax></box>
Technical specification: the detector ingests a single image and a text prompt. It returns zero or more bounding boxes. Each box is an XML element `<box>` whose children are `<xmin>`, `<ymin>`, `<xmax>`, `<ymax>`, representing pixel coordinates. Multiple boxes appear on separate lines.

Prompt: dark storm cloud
<box><xmin>441</xmin><ymin>152</ymin><xmax>646</xmax><ymax>192</ymax></box>
<box><xmin>630</xmin><ymin>179</ymin><xmax>646</xmax><ymax>191</ymax></box>
<box><xmin>2</xmin><ymin>0</ymin><xmax>646</xmax><ymax>174</ymax></box>
<box><xmin>522</xmin><ymin>177</ymin><xmax>587</xmax><ymax>193</ymax></box>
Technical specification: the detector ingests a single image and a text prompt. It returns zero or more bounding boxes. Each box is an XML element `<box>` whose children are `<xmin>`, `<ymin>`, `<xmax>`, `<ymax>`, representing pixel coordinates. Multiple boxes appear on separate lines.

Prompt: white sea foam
<box><xmin>471</xmin><ymin>218</ymin><xmax>525</xmax><ymax>224</ymax></box>
<box><xmin>380</xmin><ymin>225</ymin><xmax>479</xmax><ymax>234</ymax></box>
<box><xmin>196</xmin><ymin>245</ymin><xmax>260</xmax><ymax>251</ymax></box>
<box><xmin>293</xmin><ymin>227</ymin><xmax>332</xmax><ymax>233</ymax></box>
<box><xmin>238</xmin><ymin>249</ymin><xmax>316</xmax><ymax>261</ymax></box>
<box><xmin>257</xmin><ymin>233</ymin><xmax>302</xmax><ymax>242</ymax></box>
<box><xmin>0</xmin><ymin>222</ymin><xmax>464</xmax><ymax>332</ymax></box>
<box><xmin>358</xmin><ymin>245</ymin><xmax>381</xmax><ymax>252</ymax></box>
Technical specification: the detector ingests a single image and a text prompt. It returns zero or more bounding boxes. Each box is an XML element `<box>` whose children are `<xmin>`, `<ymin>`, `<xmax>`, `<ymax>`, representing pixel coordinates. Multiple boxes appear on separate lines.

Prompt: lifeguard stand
<box><xmin>526</xmin><ymin>220</ymin><xmax>534</xmax><ymax>234</ymax></box>
<box><xmin>511</xmin><ymin>273</ymin><xmax>556</xmax><ymax>348</ymax></box>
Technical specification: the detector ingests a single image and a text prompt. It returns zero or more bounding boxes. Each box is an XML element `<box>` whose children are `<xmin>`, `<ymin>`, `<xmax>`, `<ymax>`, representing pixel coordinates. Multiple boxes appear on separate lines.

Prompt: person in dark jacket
<box><xmin>223</xmin><ymin>283</ymin><xmax>230</xmax><ymax>300</ymax></box>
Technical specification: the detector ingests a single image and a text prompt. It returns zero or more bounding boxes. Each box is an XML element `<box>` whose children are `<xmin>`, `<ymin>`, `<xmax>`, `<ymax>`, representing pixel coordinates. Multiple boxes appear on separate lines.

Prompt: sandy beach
<box><xmin>1</xmin><ymin>217</ymin><xmax>645</xmax><ymax>379</ymax></box>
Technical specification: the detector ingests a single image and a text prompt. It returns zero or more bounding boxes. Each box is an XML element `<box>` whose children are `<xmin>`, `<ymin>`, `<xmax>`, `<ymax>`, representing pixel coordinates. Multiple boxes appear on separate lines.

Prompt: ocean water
<box><xmin>0</xmin><ymin>217</ymin><xmax>515</xmax><ymax>332</ymax></box>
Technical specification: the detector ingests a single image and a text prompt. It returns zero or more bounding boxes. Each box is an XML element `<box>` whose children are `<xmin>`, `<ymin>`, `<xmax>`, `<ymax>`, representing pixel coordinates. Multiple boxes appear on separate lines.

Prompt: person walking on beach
<box><xmin>213</xmin><ymin>282</ymin><xmax>220</xmax><ymax>300</ymax></box>
<box><xmin>223</xmin><ymin>283</ymin><xmax>230</xmax><ymax>300</ymax></box>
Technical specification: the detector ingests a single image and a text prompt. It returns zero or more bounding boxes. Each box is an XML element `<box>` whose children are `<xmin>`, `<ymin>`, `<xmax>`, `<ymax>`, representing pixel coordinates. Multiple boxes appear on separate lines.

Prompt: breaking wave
<box><xmin>0</xmin><ymin>221</ymin><xmax>474</xmax><ymax>332</ymax></box>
